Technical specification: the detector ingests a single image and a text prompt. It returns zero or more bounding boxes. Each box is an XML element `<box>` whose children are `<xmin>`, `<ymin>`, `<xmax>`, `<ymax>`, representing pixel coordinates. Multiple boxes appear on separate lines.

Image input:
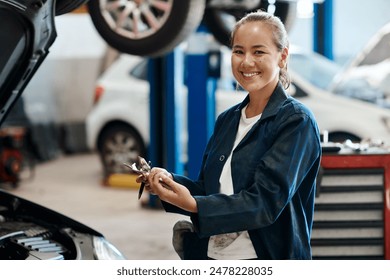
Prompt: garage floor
<box><xmin>5</xmin><ymin>152</ymin><xmax>183</xmax><ymax>260</ymax></box>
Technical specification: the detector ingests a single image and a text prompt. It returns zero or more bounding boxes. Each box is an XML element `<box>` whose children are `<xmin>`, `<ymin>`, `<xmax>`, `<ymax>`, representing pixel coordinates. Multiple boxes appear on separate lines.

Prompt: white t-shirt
<box><xmin>207</xmin><ymin>105</ymin><xmax>261</xmax><ymax>260</ymax></box>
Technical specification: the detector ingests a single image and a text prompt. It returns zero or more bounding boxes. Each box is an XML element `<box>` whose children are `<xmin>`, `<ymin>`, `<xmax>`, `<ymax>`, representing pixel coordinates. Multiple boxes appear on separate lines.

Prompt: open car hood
<box><xmin>0</xmin><ymin>0</ymin><xmax>87</xmax><ymax>126</ymax></box>
<box><xmin>330</xmin><ymin>21</ymin><xmax>390</xmax><ymax>91</ymax></box>
<box><xmin>0</xmin><ymin>0</ymin><xmax>56</xmax><ymax>126</ymax></box>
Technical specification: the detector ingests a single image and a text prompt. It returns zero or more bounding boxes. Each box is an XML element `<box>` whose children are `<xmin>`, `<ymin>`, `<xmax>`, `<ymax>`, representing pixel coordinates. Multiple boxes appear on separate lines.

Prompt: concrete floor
<box><xmin>6</xmin><ymin>152</ymin><xmax>184</xmax><ymax>260</ymax></box>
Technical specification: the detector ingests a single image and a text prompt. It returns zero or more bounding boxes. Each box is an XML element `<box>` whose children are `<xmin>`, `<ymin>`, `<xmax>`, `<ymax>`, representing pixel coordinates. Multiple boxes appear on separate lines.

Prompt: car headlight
<box><xmin>93</xmin><ymin>236</ymin><xmax>126</xmax><ymax>260</ymax></box>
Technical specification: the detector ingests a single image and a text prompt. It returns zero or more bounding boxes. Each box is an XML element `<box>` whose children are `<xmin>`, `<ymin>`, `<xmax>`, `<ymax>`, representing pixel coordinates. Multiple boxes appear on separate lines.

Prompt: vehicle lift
<box><xmin>145</xmin><ymin>25</ymin><xmax>220</xmax><ymax>207</ymax></box>
<box><xmin>103</xmin><ymin>25</ymin><xmax>220</xmax><ymax>194</ymax></box>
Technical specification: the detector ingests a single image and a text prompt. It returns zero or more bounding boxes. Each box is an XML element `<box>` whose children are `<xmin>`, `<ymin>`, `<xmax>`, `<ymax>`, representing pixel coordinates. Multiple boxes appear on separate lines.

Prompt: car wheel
<box><xmin>97</xmin><ymin>123</ymin><xmax>146</xmax><ymax>176</ymax></box>
<box><xmin>55</xmin><ymin>0</ymin><xmax>89</xmax><ymax>16</ymax></box>
<box><xmin>203</xmin><ymin>0</ymin><xmax>297</xmax><ymax>48</ymax></box>
<box><xmin>87</xmin><ymin>0</ymin><xmax>206</xmax><ymax>57</ymax></box>
<box><xmin>328</xmin><ymin>132</ymin><xmax>361</xmax><ymax>143</ymax></box>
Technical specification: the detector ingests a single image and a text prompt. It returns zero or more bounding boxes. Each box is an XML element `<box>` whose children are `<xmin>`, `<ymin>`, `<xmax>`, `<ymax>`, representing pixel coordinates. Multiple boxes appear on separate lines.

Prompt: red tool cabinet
<box><xmin>312</xmin><ymin>152</ymin><xmax>390</xmax><ymax>259</ymax></box>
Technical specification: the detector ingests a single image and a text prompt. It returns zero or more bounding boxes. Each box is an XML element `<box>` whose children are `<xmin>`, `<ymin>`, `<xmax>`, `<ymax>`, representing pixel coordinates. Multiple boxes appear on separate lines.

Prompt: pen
<box><xmin>138</xmin><ymin>181</ymin><xmax>145</xmax><ymax>200</ymax></box>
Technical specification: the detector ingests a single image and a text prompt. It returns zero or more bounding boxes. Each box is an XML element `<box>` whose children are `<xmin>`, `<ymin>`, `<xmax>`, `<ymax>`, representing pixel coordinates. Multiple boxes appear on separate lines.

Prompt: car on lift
<box><xmin>87</xmin><ymin>0</ymin><xmax>300</xmax><ymax>57</ymax></box>
<box><xmin>0</xmin><ymin>0</ymin><xmax>126</xmax><ymax>260</ymax></box>
<box><xmin>86</xmin><ymin>48</ymin><xmax>390</xmax><ymax>177</ymax></box>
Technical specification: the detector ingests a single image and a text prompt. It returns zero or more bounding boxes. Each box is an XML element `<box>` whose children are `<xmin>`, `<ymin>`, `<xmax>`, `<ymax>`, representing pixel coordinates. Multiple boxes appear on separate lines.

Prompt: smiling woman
<box><xmin>230</xmin><ymin>13</ymin><xmax>290</xmax><ymax>116</ymax></box>
<box><xmin>140</xmin><ymin>10</ymin><xmax>322</xmax><ymax>260</ymax></box>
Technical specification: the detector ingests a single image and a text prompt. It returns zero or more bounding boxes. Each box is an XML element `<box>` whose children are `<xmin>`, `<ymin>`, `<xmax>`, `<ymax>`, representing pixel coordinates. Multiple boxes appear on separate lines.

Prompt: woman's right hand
<box><xmin>147</xmin><ymin>169</ymin><xmax>197</xmax><ymax>213</ymax></box>
<box><xmin>136</xmin><ymin>167</ymin><xmax>171</xmax><ymax>195</ymax></box>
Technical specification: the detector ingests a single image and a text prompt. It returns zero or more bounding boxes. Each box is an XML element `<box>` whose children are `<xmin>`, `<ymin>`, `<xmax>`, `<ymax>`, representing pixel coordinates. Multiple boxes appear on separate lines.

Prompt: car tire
<box><xmin>87</xmin><ymin>0</ymin><xmax>206</xmax><ymax>57</ymax></box>
<box><xmin>55</xmin><ymin>0</ymin><xmax>89</xmax><ymax>16</ymax></box>
<box><xmin>97</xmin><ymin>123</ymin><xmax>146</xmax><ymax>176</ymax></box>
<box><xmin>203</xmin><ymin>0</ymin><xmax>297</xmax><ymax>48</ymax></box>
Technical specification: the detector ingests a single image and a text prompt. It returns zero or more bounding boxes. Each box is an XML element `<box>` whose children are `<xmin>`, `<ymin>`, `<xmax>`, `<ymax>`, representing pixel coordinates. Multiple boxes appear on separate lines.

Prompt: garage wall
<box><xmin>289</xmin><ymin>0</ymin><xmax>390</xmax><ymax>64</ymax></box>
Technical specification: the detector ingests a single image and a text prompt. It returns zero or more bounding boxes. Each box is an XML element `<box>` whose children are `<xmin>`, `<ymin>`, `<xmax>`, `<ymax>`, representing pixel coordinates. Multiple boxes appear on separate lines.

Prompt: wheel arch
<box><xmin>96</xmin><ymin>120</ymin><xmax>147</xmax><ymax>154</ymax></box>
<box><xmin>327</xmin><ymin>131</ymin><xmax>362</xmax><ymax>143</ymax></box>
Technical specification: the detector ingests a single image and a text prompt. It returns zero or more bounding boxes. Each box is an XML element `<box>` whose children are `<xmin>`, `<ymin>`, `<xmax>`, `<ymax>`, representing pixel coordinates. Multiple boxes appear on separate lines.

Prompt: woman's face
<box><xmin>231</xmin><ymin>21</ymin><xmax>288</xmax><ymax>95</ymax></box>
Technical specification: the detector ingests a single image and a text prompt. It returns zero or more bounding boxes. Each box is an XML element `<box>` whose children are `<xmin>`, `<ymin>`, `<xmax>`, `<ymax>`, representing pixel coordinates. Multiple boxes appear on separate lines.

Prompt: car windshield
<box><xmin>289</xmin><ymin>51</ymin><xmax>341</xmax><ymax>90</ymax></box>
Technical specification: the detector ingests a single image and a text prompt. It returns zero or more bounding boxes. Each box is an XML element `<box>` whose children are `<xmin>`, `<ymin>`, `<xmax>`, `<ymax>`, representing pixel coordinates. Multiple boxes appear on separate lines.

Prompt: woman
<box><xmin>142</xmin><ymin>10</ymin><xmax>322</xmax><ymax>260</ymax></box>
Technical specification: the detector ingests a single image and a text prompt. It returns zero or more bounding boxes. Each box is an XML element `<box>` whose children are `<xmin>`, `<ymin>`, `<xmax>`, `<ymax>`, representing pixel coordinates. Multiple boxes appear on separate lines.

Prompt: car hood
<box><xmin>0</xmin><ymin>0</ymin><xmax>57</xmax><ymax>126</ymax></box>
<box><xmin>0</xmin><ymin>0</ymin><xmax>87</xmax><ymax>126</ymax></box>
<box><xmin>345</xmin><ymin>21</ymin><xmax>390</xmax><ymax>68</ymax></box>
<box><xmin>331</xmin><ymin>21</ymin><xmax>390</xmax><ymax>93</ymax></box>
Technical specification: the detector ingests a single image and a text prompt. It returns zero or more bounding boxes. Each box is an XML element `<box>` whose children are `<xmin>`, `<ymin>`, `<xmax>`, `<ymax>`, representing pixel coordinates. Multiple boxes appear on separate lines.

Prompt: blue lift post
<box><xmin>147</xmin><ymin>49</ymin><xmax>185</xmax><ymax>207</ymax></box>
<box><xmin>186</xmin><ymin>25</ymin><xmax>220</xmax><ymax>180</ymax></box>
<box><xmin>147</xmin><ymin>24</ymin><xmax>220</xmax><ymax>201</ymax></box>
<box><xmin>313</xmin><ymin>0</ymin><xmax>334</xmax><ymax>60</ymax></box>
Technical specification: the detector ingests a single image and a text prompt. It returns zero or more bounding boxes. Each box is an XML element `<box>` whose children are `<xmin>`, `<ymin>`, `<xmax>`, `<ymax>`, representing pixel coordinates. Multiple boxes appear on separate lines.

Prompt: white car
<box><xmin>86</xmin><ymin>51</ymin><xmax>390</xmax><ymax>176</ymax></box>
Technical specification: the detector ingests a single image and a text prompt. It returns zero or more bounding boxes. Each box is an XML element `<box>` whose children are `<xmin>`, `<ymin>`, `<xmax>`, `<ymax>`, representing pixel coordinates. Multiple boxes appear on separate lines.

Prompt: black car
<box><xmin>0</xmin><ymin>0</ymin><xmax>125</xmax><ymax>260</ymax></box>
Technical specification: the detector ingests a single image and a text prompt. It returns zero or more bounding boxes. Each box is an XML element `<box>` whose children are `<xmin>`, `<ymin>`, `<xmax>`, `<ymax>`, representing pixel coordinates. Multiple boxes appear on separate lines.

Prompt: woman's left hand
<box><xmin>148</xmin><ymin>169</ymin><xmax>198</xmax><ymax>213</ymax></box>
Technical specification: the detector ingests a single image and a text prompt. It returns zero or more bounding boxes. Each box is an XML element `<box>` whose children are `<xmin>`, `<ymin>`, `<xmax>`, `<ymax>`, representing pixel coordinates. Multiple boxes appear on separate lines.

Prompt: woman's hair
<box><xmin>231</xmin><ymin>10</ymin><xmax>291</xmax><ymax>89</ymax></box>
